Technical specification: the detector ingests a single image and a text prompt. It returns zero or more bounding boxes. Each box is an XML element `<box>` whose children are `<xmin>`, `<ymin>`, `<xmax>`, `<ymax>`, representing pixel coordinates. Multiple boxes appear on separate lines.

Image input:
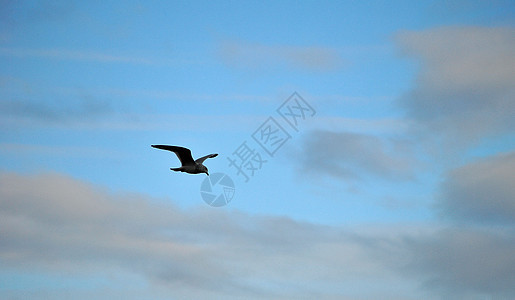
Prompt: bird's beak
<box><xmin>206</xmin><ymin>172</ymin><xmax>209</xmax><ymax>176</ymax></box>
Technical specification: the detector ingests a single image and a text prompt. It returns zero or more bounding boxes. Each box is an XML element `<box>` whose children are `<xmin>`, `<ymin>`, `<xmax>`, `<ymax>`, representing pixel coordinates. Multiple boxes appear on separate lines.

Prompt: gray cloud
<box><xmin>0</xmin><ymin>1</ymin><xmax>76</xmax><ymax>43</ymax></box>
<box><xmin>438</xmin><ymin>151</ymin><xmax>515</xmax><ymax>224</ymax></box>
<box><xmin>0</xmin><ymin>47</ymin><xmax>164</xmax><ymax>65</ymax></box>
<box><xmin>0</xmin><ymin>77</ymin><xmax>112</xmax><ymax>126</ymax></box>
<box><xmin>400</xmin><ymin>227</ymin><xmax>515</xmax><ymax>298</ymax></box>
<box><xmin>1</xmin><ymin>171</ymin><xmax>514</xmax><ymax>299</ymax></box>
<box><xmin>219</xmin><ymin>40</ymin><xmax>345</xmax><ymax>72</ymax></box>
<box><xmin>3</xmin><ymin>0</ymin><xmax>75</xmax><ymax>23</ymax></box>
<box><xmin>428</xmin><ymin>0</ymin><xmax>514</xmax><ymax>23</ymax></box>
<box><xmin>298</xmin><ymin>130</ymin><xmax>416</xmax><ymax>181</ymax></box>
<box><xmin>0</xmin><ymin>97</ymin><xmax>111</xmax><ymax>125</ymax></box>
<box><xmin>396</xmin><ymin>26</ymin><xmax>515</xmax><ymax>146</ymax></box>
<box><xmin>0</xmin><ymin>0</ymin><xmax>74</xmax><ymax>26</ymax></box>
<box><xmin>0</xmin><ymin>172</ymin><xmax>403</xmax><ymax>299</ymax></box>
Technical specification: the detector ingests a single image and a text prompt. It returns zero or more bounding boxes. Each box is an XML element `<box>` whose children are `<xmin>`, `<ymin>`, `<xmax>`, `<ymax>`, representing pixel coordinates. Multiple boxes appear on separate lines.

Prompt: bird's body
<box><xmin>151</xmin><ymin>145</ymin><xmax>218</xmax><ymax>176</ymax></box>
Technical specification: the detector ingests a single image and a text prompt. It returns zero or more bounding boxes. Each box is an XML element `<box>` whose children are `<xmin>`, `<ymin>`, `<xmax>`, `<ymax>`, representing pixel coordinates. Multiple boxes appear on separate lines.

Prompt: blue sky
<box><xmin>1</xmin><ymin>1</ymin><xmax>514</xmax><ymax>299</ymax></box>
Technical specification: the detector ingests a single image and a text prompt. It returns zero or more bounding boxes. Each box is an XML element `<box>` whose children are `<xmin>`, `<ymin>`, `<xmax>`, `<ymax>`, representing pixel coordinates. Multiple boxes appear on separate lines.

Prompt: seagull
<box><xmin>151</xmin><ymin>145</ymin><xmax>218</xmax><ymax>176</ymax></box>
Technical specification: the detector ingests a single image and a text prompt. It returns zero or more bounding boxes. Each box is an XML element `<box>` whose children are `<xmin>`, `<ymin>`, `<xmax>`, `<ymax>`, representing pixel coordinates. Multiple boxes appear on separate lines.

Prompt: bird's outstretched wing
<box><xmin>195</xmin><ymin>153</ymin><xmax>218</xmax><ymax>164</ymax></box>
<box><xmin>151</xmin><ymin>145</ymin><xmax>195</xmax><ymax>166</ymax></box>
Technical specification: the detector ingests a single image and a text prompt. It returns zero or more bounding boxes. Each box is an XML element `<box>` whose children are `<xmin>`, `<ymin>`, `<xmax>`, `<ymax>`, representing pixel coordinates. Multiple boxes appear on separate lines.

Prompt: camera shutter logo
<box><xmin>200</xmin><ymin>173</ymin><xmax>235</xmax><ymax>207</ymax></box>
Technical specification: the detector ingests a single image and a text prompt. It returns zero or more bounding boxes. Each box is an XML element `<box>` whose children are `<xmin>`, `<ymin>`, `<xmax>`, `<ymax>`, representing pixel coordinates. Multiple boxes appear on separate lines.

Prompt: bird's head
<box><xmin>201</xmin><ymin>165</ymin><xmax>209</xmax><ymax>176</ymax></box>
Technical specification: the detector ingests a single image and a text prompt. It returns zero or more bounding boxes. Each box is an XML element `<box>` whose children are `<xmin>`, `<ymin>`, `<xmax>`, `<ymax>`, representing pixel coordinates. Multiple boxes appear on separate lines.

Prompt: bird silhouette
<box><xmin>151</xmin><ymin>145</ymin><xmax>218</xmax><ymax>176</ymax></box>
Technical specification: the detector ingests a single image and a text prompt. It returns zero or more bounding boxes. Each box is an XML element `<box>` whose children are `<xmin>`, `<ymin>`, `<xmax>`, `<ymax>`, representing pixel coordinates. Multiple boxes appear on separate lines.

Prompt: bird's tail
<box><xmin>170</xmin><ymin>167</ymin><xmax>182</xmax><ymax>172</ymax></box>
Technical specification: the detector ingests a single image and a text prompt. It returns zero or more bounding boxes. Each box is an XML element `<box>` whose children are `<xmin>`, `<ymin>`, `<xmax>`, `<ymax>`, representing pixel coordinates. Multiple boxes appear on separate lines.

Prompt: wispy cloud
<box><xmin>0</xmin><ymin>109</ymin><xmax>265</xmax><ymax>132</ymax></box>
<box><xmin>70</xmin><ymin>87</ymin><xmax>275</xmax><ymax>102</ymax></box>
<box><xmin>0</xmin><ymin>98</ymin><xmax>112</xmax><ymax>124</ymax></box>
<box><xmin>310</xmin><ymin>116</ymin><xmax>409</xmax><ymax>135</ymax></box>
<box><xmin>0</xmin><ymin>47</ymin><xmax>198</xmax><ymax>66</ymax></box>
<box><xmin>0</xmin><ymin>47</ymin><xmax>153</xmax><ymax>64</ymax></box>
<box><xmin>0</xmin><ymin>143</ymin><xmax>127</xmax><ymax>160</ymax></box>
<box><xmin>218</xmin><ymin>40</ymin><xmax>345</xmax><ymax>72</ymax></box>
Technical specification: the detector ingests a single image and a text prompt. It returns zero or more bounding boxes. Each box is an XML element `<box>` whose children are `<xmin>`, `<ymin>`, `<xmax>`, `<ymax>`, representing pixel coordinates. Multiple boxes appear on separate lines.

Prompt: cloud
<box><xmin>0</xmin><ymin>172</ymin><xmax>404</xmax><ymax>299</ymax></box>
<box><xmin>400</xmin><ymin>227</ymin><xmax>515</xmax><ymax>298</ymax></box>
<box><xmin>219</xmin><ymin>40</ymin><xmax>345</xmax><ymax>72</ymax></box>
<box><xmin>438</xmin><ymin>151</ymin><xmax>515</xmax><ymax>224</ymax></box>
<box><xmin>0</xmin><ymin>0</ymin><xmax>75</xmax><ymax>24</ymax></box>
<box><xmin>0</xmin><ymin>97</ymin><xmax>112</xmax><ymax>124</ymax></box>
<box><xmin>428</xmin><ymin>0</ymin><xmax>514</xmax><ymax>23</ymax></box>
<box><xmin>0</xmin><ymin>76</ymin><xmax>113</xmax><ymax>126</ymax></box>
<box><xmin>0</xmin><ymin>77</ymin><xmax>271</xmax><ymax>130</ymax></box>
<box><xmin>298</xmin><ymin>130</ymin><xmax>416</xmax><ymax>181</ymax></box>
<box><xmin>0</xmin><ymin>1</ymin><xmax>75</xmax><ymax>41</ymax></box>
<box><xmin>0</xmin><ymin>47</ymin><xmax>200</xmax><ymax>66</ymax></box>
<box><xmin>0</xmin><ymin>47</ymin><xmax>160</xmax><ymax>65</ymax></box>
<box><xmin>396</xmin><ymin>26</ymin><xmax>515</xmax><ymax>146</ymax></box>
<box><xmin>1</xmin><ymin>171</ymin><xmax>514</xmax><ymax>299</ymax></box>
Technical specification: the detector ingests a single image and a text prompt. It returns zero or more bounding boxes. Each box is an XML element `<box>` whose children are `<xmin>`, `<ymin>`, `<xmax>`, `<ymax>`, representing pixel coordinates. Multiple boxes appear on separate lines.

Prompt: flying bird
<box><xmin>151</xmin><ymin>145</ymin><xmax>218</xmax><ymax>176</ymax></box>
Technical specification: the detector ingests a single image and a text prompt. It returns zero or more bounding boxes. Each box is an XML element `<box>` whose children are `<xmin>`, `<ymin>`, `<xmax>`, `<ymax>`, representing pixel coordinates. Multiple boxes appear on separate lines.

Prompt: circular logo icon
<box><xmin>200</xmin><ymin>173</ymin><xmax>235</xmax><ymax>207</ymax></box>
